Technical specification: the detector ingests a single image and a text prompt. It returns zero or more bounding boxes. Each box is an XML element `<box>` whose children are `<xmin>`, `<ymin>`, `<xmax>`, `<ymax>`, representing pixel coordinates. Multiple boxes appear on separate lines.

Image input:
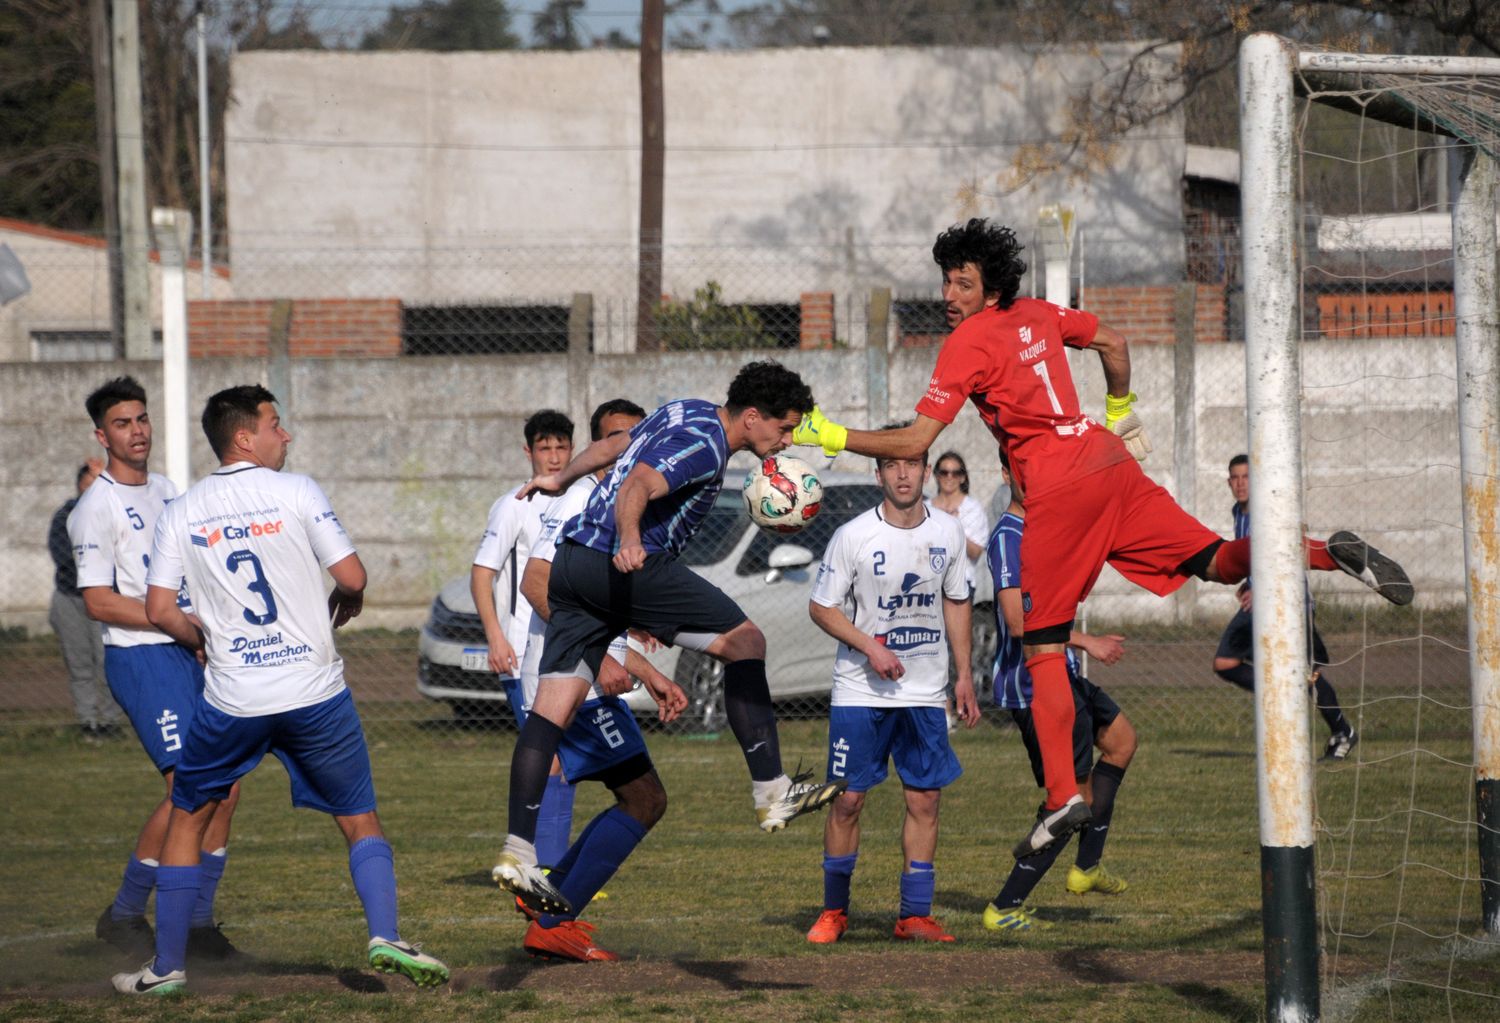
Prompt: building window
<box><xmin>30</xmin><ymin>330</ymin><xmax>161</xmax><ymax>362</ymax></box>
<box><xmin>401</xmin><ymin>304</ymin><xmax>575</xmax><ymax>355</ymax></box>
<box><xmin>894</xmin><ymin>299</ymin><xmax>947</xmax><ymax>346</ymax></box>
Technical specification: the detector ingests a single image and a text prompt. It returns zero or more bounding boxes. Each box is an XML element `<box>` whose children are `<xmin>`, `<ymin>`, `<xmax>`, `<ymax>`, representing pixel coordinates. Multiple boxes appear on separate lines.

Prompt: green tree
<box><xmin>361</xmin><ymin>0</ymin><xmax>519</xmax><ymax>51</ymax></box>
<box><xmin>530</xmin><ymin>0</ymin><xmax>583</xmax><ymax>49</ymax></box>
<box><xmin>656</xmin><ymin>281</ymin><xmax>774</xmax><ymax>351</ymax></box>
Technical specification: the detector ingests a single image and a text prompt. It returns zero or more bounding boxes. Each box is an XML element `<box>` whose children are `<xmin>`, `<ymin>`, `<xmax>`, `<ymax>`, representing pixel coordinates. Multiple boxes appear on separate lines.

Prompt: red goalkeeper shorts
<box><xmin>1020</xmin><ymin>458</ymin><xmax>1221</xmax><ymax>633</ymax></box>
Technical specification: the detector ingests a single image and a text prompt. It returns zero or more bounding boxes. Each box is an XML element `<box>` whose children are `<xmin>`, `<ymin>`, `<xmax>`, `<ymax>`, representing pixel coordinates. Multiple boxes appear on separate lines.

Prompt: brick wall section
<box><xmin>799</xmin><ymin>291</ymin><xmax>835</xmax><ymax>348</ymax></box>
<box><xmin>188</xmin><ymin>298</ymin><xmax>402</xmax><ymax>358</ymax></box>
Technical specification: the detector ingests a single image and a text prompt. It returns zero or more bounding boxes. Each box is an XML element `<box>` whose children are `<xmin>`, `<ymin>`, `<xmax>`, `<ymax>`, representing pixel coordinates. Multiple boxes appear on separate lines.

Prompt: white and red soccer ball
<box><xmin>743</xmin><ymin>454</ymin><xmax>823</xmax><ymax>534</ymax></box>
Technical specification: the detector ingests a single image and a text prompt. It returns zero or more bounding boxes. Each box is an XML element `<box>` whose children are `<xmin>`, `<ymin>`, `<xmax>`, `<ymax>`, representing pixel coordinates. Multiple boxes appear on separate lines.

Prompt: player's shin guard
<box><xmin>1076</xmin><ymin>761</ymin><xmax>1126</xmax><ymax>871</ymax></box>
<box><xmin>349</xmin><ymin>836</ymin><xmax>400</xmax><ymax>942</ymax></box>
<box><xmin>509</xmin><ymin>715</ymin><xmax>565</xmax><ymax>844</ymax></box>
<box><xmin>723</xmin><ymin>658</ymin><xmax>782</xmax><ymax>782</ymax></box>
<box><xmin>190</xmin><ymin>848</ymin><xmax>228</xmax><ymax>928</ymax></box>
<box><xmin>899</xmin><ymin>861</ymin><xmax>935</xmax><ymax>919</ymax></box>
<box><xmin>822</xmin><ymin>852</ymin><xmax>857</xmax><ymax>913</ymax></box>
<box><xmin>539</xmin><ymin>808</ymin><xmax>646</xmax><ymax>928</ymax></box>
<box><xmin>535</xmin><ymin>774</ymin><xmax>577</xmax><ymax>868</ymax></box>
<box><xmin>152</xmin><ymin>864</ymin><xmax>200</xmax><ymax>975</ymax></box>
<box><xmin>1025</xmin><ymin>653</ymin><xmax>1080</xmax><ymax>809</ymax></box>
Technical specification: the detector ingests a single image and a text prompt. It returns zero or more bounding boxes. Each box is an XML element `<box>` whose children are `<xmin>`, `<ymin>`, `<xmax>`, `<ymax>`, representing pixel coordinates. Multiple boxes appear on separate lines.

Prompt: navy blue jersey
<box><xmin>986</xmin><ymin>510</ymin><xmax>1079</xmax><ymax>710</ymax></box>
<box><xmin>563</xmin><ymin>398</ymin><xmax>729</xmax><ymax>558</ymax></box>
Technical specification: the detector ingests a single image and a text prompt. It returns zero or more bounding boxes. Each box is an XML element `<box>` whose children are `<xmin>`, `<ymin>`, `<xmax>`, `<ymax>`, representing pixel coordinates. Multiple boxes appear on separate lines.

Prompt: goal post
<box><xmin>1239</xmin><ymin>31</ymin><xmax>1500</xmax><ymax>1023</ymax></box>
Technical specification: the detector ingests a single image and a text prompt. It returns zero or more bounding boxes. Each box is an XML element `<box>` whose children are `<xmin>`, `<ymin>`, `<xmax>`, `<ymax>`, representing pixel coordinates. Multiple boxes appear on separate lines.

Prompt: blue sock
<box><xmin>190</xmin><ymin>849</ymin><xmax>228</xmax><ymax>927</ymax></box>
<box><xmin>822</xmin><ymin>852</ymin><xmax>857</xmax><ymax>913</ymax></box>
<box><xmin>994</xmin><ymin>838</ymin><xmax>1069</xmax><ymax>908</ymax></box>
<box><xmin>899</xmin><ymin>861</ymin><xmax>935</xmax><ymax>919</ymax></box>
<box><xmin>549</xmin><ymin>805</ymin><xmax>604</xmax><ymax>883</ymax></box>
<box><xmin>348</xmin><ymin>836</ymin><xmax>400</xmax><ymax>943</ymax></box>
<box><xmin>112</xmin><ymin>855</ymin><xmax>157</xmax><ymax>920</ymax></box>
<box><xmin>540</xmin><ymin>807</ymin><xmax>647</xmax><ymax>929</ymax></box>
<box><xmin>535</xmin><ymin>774</ymin><xmax>577</xmax><ymax>868</ymax></box>
<box><xmin>152</xmin><ymin>865</ymin><xmax>199</xmax><ymax>975</ymax></box>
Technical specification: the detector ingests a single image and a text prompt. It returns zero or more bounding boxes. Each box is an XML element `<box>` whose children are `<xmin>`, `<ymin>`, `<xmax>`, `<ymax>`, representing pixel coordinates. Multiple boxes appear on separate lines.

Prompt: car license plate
<box><xmin>461</xmin><ymin>648</ymin><xmax>489</xmax><ymax>672</ymax></box>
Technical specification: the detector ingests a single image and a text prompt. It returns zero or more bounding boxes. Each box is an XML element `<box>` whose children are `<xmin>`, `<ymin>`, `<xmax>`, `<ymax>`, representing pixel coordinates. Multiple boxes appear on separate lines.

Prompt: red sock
<box><xmin>1212</xmin><ymin>537</ymin><xmax>1251</xmax><ymax>584</ymax></box>
<box><xmin>1304</xmin><ymin>537</ymin><xmax>1336</xmax><ymax>571</ymax></box>
<box><xmin>1025</xmin><ymin>652</ymin><xmax>1079</xmax><ymax>810</ymax></box>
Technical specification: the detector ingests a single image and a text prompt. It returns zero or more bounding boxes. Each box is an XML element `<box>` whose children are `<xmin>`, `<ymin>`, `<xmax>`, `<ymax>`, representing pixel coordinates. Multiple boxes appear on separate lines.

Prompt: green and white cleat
<box><xmin>111</xmin><ymin>961</ymin><xmax>185</xmax><ymax>995</ymax></box>
<box><xmin>1065</xmin><ymin>863</ymin><xmax>1129</xmax><ymax>896</ymax></box>
<box><xmin>982</xmin><ymin>903</ymin><xmax>1053</xmax><ymax>933</ymax></box>
<box><xmin>492</xmin><ymin>852</ymin><xmax>572</xmax><ymax>915</ymax></box>
<box><xmin>368</xmin><ymin>937</ymin><xmax>449</xmax><ymax>987</ymax></box>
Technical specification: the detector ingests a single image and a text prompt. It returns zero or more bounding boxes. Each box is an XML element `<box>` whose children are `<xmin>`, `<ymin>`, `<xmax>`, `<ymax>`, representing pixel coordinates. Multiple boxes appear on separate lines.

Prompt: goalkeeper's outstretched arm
<box><xmin>1090</xmin><ymin>322</ymin><xmax>1132</xmax><ymax>400</ymax></box>
<box><xmin>792</xmin><ymin>409</ymin><xmax>946</xmax><ymax>461</ymax></box>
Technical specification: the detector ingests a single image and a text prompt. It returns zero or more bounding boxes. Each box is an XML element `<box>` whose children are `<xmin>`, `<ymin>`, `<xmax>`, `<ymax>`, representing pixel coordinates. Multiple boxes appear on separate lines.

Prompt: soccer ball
<box><xmin>743</xmin><ymin>454</ymin><xmax>823</xmax><ymax>534</ymax></box>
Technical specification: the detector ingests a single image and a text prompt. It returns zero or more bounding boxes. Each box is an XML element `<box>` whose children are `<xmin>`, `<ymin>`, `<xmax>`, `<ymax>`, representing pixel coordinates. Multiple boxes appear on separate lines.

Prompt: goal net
<box><xmin>1240</xmin><ymin>34</ymin><xmax>1500</xmax><ymax>1021</ymax></box>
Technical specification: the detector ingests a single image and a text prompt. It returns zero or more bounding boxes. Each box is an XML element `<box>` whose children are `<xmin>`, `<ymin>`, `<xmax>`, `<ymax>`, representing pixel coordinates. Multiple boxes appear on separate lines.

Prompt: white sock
<box><xmin>501</xmin><ymin>835</ymin><xmax>538</xmax><ymax>865</ymax></box>
<box><xmin>752</xmin><ymin>774</ymin><xmax>791</xmax><ymax>806</ymax></box>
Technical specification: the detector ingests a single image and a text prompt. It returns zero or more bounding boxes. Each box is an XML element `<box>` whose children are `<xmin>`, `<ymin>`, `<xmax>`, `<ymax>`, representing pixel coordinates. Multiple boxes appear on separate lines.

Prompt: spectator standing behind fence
<box><xmin>928</xmin><ymin>451</ymin><xmax>987</xmax><ymax>565</ymax></box>
<box><xmin>48</xmin><ymin>457</ymin><xmax>118</xmax><ymax>738</ymax></box>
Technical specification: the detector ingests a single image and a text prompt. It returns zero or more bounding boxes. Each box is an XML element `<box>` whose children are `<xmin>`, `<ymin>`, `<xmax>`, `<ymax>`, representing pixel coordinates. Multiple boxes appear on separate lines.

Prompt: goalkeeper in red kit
<box><xmin>794</xmin><ymin>218</ymin><xmax>1413</xmax><ymax>859</ymax></box>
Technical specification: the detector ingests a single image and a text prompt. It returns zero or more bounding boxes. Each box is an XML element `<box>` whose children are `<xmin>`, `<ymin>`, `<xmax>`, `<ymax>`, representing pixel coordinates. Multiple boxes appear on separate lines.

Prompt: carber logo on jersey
<box><xmin>878</xmin><ymin>572</ymin><xmax>935</xmax><ymax>610</ymax></box>
<box><xmin>223</xmin><ymin>519</ymin><xmax>284</xmax><ymax>539</ymax></box>
<box><xmin>875</xmin><ymin>626</ymin><xmax>942</xmax><ymax>651</ymax></box>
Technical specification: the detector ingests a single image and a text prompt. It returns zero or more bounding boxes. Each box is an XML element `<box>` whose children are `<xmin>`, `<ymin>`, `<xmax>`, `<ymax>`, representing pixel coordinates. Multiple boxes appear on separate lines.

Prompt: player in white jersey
<box><xmin>111</xmin><ymin>385</ymin><xmax>447</xmax><ymax>995</ymax></box>
<box><xmin>471</xmin><ymin>409</ymin><xmax>575</xmax><ymax>865</ymax></box>
<box><xmin>804</xmin><ymin>436</ymin><xmax>979</xmax><ymax>945</ymax></box>
<box><xmin>501</xmin><ymin>398</ymin><xmax>688</xmax><ymax>962</ymax></box>
<box><xmin>68</xmin><ymin>376</ymin><xmax>242</xmax><ymax>963</ymax></box>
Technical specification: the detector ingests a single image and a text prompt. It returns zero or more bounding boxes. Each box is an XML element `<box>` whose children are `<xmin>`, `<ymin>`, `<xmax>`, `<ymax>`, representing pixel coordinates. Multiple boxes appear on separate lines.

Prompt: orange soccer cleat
<box><xmin>523</xmin><ymin>919</ymin><xmax>620</xmax><ymax>962</ymax></box>
<box><xmin>893</xmin><ymin>915</ymin><xmax>956</xmax><ymax>942</ymax></box>
<box><xmin>806</xmin><ymin>908</ymin><xmax>849</xmax><ymax>944</ymax></box>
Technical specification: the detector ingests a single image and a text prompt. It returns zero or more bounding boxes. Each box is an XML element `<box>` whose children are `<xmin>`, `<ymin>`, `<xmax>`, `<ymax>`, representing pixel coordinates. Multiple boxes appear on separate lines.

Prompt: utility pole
<box><xmin>113</xmin><ymin>0</ymin><xmax>153</xmax><ymax>359</ymax></box>
<box><xmin>635</xmin><ymin>0</ymin><xmax>664</xmax><ymax>352</ymax></box>
<box><xmin>88</xmin><ymin>0</ymin><xmax>123</xmax><ymax>352</ymax></box>
<box><xmin>197</xmin><ymin>0</ymin><xmax>212</xmax><ymax>297</ymax></box>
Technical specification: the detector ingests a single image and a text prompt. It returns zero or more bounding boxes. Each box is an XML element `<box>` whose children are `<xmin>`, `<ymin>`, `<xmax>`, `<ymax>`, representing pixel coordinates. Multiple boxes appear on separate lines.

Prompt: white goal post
<box><xmin>1239</xmin><ymin>32</ymin><xmax>1500</xmax><ymax>1023</ymax></box>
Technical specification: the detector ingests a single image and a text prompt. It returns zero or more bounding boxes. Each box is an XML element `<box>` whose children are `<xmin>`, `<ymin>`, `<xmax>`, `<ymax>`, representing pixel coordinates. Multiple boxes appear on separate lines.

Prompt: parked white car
<box><xmin>417</xmin><ymin>474</ymin><xmax>997</xmax><ymax>731</ymax></box>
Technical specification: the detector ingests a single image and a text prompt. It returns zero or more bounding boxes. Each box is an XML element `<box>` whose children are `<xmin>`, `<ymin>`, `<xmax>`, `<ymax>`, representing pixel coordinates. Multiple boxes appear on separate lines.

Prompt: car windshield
<box><xmin>679</xmin><ymin>491</ymin><xmax>750</xmax><ymax>566</ymax></box>
<box><xmin>736</xmin><ymin>483</ymin><xmax>881</xmax><ymax>576</ymax></box>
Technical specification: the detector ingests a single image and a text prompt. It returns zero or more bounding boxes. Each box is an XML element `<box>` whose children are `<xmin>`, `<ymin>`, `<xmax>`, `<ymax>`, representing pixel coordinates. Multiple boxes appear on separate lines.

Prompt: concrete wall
<box><xmin>0</xmin><ymin>334</ymin><xmax>1463</xmax><ymax>634</ymax></box>
<box><xmin>225</xmin><ymin>45</ymin><xmax>1187</xmax><ymax>351</ymax></box>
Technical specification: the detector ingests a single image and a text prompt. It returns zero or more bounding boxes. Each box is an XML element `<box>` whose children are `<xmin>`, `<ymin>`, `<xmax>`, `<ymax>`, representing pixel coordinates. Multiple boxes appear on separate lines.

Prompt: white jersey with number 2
<box><xmin>148</xmin><ymin>462</ymin><xmax>356</xmax><ymax>717</ymax></box>
<box><xmin>811</xmin><ymin>506</ymin><xmax>970</xmax><ymax>708</ymax></box>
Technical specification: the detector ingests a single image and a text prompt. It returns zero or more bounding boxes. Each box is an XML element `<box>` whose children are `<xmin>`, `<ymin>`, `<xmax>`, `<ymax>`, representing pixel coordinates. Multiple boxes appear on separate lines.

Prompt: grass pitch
<box><xmin>2</xmin><ymin>692</ymin><xmax>1498</xmax><ymax>1021</ymax></box>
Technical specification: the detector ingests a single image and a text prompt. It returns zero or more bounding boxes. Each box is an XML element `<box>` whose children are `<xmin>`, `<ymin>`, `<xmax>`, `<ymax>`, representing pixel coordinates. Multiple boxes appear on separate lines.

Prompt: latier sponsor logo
<box><xmin>878</xmin><ymin>572</ymin><xmax>935</xmax><ymax>610</ymax></box>
<box><xmin>875</xmin><ymin>626</ymin><xmax>942</xmax><ymax>651</ymax></box>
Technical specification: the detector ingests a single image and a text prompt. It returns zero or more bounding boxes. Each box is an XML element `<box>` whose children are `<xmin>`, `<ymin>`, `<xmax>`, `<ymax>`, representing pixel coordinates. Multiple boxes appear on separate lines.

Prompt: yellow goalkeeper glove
<box><xmin>791</xmin><ymin>406</ymin><xmax>849</xmax><ymax>457</ymax></box>
<box><xmin>1104</xmin><ymin>392</ymin><xmax>1152</xmax><ymax>462</ymax></box>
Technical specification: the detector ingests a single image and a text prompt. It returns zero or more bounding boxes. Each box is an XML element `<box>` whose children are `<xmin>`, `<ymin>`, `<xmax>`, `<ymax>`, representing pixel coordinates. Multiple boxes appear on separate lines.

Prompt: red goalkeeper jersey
<box><xmin>913</xmin><ymin>298</ymin><xmax>1130</xmax><ymax>501</ymax></box>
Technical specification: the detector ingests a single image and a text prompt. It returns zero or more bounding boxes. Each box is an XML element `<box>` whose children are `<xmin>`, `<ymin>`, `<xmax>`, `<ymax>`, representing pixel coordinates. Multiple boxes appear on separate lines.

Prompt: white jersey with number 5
<box><xmin>148</xmin><ymin>462</ymin><xmax>356</xmax><ymax>717</ymax></box>
<box><xmin>67</xmin><ymin>470</ymin><xmax>180</xmax><ymax>648</ymax></box>
<box><xmin>810</xmin><ymin>506</ymin><xmax>969</xmax><ymax>708</ymax></box>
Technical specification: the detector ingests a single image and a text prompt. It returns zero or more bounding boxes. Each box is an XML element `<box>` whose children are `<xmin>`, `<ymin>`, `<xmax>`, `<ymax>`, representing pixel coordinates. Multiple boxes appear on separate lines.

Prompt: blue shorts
<box><xmin>826</xmin><ymin>705</ymin><xmax>961</xmax><ymax>793</ymax></box>
<box><xmin>104</xmin><ymin>643</ymin><xmax>205</xmax><ymax>774</ymax></box>
<box><xmin>171</xmin><ymin>688</ymin><xmax>377</xmax><ymax>816</ymax></box>
<box><xmin>1010</xmin><ymin>673</ymin><xmax>1121</xmax><ymax>787</ymax></box>
<box><xmin>501</xmin><ymin>676</ymin><xmax>525</xmax><ymax>728</ymax></box>
<box><xmin>558</xmin><ymin>697</ymin><xmax>648</xmax><ymax>784</ymax></box>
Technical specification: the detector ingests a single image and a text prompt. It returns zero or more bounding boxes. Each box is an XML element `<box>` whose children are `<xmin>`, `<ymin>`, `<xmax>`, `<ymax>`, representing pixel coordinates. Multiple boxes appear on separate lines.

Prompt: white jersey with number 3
<box><xmin>67</xmin><ymin>470</ymin><xmax>180</xmax><ymax>648</ymax></box>
<box><xmin>811</xmin><ymin>506</ymin><xmax>970</xmax><ymax>708</ymax></box>
<box><xmin>148</xmin><ymin>462</ymin><xmax>356</xmax><ymax>717</ymax></box>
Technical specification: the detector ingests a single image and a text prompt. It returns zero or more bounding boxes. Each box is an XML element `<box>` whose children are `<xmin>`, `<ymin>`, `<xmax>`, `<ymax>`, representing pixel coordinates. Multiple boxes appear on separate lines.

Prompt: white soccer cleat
<box><xmin>493</xmin><ymin>851</ymin><xmax>572</xmax><ymax>916</ymax></box>
<box><xmin>111</xmin><ymin>961</ymin><xmax>185</xmax><ymax>995</ymax></box>
<box><xmin>756</xmin><ymin>772</ymin><xmax>846</xmax><ymax>833</ymax></box>
<box><xmin>367</xmin><ymin>937</ymin><xmax>450</xmax><ymax>987</ymax></box>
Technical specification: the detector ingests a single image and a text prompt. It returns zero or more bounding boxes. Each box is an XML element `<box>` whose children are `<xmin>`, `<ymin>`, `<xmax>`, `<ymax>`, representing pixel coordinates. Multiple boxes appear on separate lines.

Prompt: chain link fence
<box><xmin>0</xmin><ymin>227</ymin><xmax>1469</xmax><ymax>751</ymax></box>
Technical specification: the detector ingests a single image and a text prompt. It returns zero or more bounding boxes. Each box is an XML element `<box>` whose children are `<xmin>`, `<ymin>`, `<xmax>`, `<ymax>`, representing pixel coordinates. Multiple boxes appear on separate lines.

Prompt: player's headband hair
<box><xmin>84</xmin><ymin>375</ymin><xmax>147</xmax><ymax>427</ymax></box>
<box><xmin>201</xmin><ymin>384</ymin><xmax>278</xmax><ymax>460</ymax></box>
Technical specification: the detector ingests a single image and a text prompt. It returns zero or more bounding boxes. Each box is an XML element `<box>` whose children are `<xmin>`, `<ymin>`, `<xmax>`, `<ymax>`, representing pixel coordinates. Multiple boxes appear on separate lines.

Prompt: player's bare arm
<box><xmin>144</xmin><ymin>584</ymin><xmax>202</xmax><ymax>650</ymax></box>
<box><xmin>518</xmin><ymin>429</ymin><xmax>632</xmax><ymax>501</ymax></box>
<box><xmin>943</xmin><ymin>595</ymin><xmax>979</xmax><ymax>727</ymax></box>
<box><xmin>470</xmin><ymin>563</ymin><xmax>517</xmax><ymax>675</ymax></box>
<box><xmin>611</xmin><ymin>463</ymin><xmax>669</xmax><ymax>573</ymax></box>
<box><xmin>1092</xmin><ymin>322</ymin><xmax>1152</xmax><ymax>460</ymax></box>
<box><xmin>797</xmin><ymin>411</ymin><xmax>946</xmax><ymax>462</ymax></box>
<box><xmin>623</xmin><ymin>648</ymin><xmax>687</xmax><ymax>723</ymax></box>
<box><xmin>1090</xmin><ymin>322</ymin><xmax>1132</xmax><ymax>399</ymax></box>
<box><xmin>1070</xmin><ymin>630</ymin><xmax>1126</xmax><ymax>666</ymax></box>
<box><xmin>327</xmin><ymin>552</ymin><xmax>366</xmax><ymax>629</ymax></box>
<box><xmin>519</xmin><ymin>556</ymin><xmax>551</xmax><ymax>621</ymax></box>
<box><xmin>81</xmin><ymin>586</ymin><xmax>156</xmax><ymax>631</ymax></box>
<box><xmin>998</xmin><ymin>586</ymin><xmax>1025</xmax><ymax>636</ymax></box>
<box><xmin>809</xmin><ymin>600</ymin><xmax>904</xmax><ymax>681</ymax></box>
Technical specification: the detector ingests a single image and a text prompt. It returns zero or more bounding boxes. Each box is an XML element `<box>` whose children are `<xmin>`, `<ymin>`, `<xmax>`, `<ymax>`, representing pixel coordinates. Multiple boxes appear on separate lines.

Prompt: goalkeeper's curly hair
<box><xmin>932</xmin><ymin>218</ymin><xmax>1028</xmax><ymax>310</ymax></box>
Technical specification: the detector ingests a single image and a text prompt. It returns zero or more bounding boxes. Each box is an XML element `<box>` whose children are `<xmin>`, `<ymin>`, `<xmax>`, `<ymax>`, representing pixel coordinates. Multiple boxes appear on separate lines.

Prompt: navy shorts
<box><xmin>171</xmin><ymin>687</ymin><xmax>377</xmax><ymax>816</ymax></box>
<box><xmin>826</xmin><ymin>705</ymin><xmax>962</xmax><ymax>793</ymax></box>
<box><xmin>1010</xmin><ymin>674</ymin><xmax>1121</xmax><ymax>787</ymax></box>
<box><xmin>104</xmin><ymin>643</ymin><xmax>205</xmax><ymax>774</ymax></box>
<box><xmin>539</xmin><ymin>542</ymin><xmax>746</xmax><ymax>680</ymax></box>
<box><xmin>1215</xmin><ymin>607</ymin><xmax>1330</xmax><ymax>667</ymax></box>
